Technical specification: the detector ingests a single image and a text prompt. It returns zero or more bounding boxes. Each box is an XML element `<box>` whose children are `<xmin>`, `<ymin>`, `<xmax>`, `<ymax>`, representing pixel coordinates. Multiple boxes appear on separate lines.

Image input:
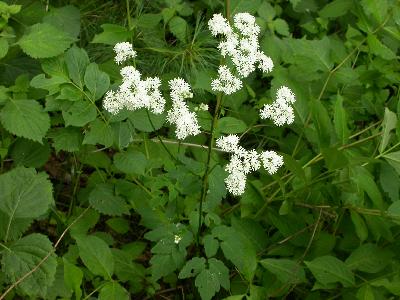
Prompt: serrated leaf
<box><xmin>0</xmin><ymin>38</ymin><xmax>9</xmax><ymax>59</ymax></box>
<box><xmin>127</xmin><ymin>109</ymin><xmax>166</xmax><ymax>132</ymax></box>
<box><xmin>380</xmin><ymin>163</ymin><xmax>399</xmax><ymax>202</ymax></box>
<box><xmin>48</xmin><ymin>127</ymin><xmax>83</xmax><ymax>152</ymax></box>
<box><xmin>217</xmin><ymin>117</ymin><xmax>247</xmax><ymax>134</ymax></box>
<box><xmin>0</xmin><ymin>167</ymin><xmax>53</xmax><ymax>241</ymax></box>
<box><xmin>43</xmin><ymin>5</ymin><xmax>80</xmax><ymax>39</ymax></box>
<box><xmin>62</xmin><ymin>100</ymin><xmax>97</xmax><ymax>127</ymax></box>
<box><xmin>114</xmin><ymin>150</ymin><xmax>148</xmax><ymax>175</ymax></box>
<box><xmin>63</xmin><ymin>258</ymin><xmax>83</xmax><ymax>300</ymax></box>
<box><xmin>11</xmin><ymin>138</ymin><xmax>50</xmax><ymax>168</ymax></box>
<box><xmin>0</xmin><ymin>210</ymin><xmax>32</xmax><ymax>241</ymax></box>
<box><xmin>195</xmin><ymin>258</ymin><xmax>230</xmax><ymax>300</ymax></box>
<box><xmin>260</xmin><ymin>258</ymin><xmax>306</xmax><ymax>284</ymax></box>
<box><xmin>92</xmin><ymin>24</ymin><xmax>131</xmax><ymax>45</ymax></box>
<box><xmin>351</xmin><ymin>167</ymin><xmax>384</xmax><ymax>209</ymax></box>
<box><xmin>1</xmin><ymin>233</ymin><xmax>57</xmax><ymax>298</ymax></box>
<box><xmin>179</xmin><ymin>257</ymin><xmax>206</xmax><ymax>278</ymax></box>
<box><xmin>334</xmin><ymin>94</ymin><xmax>350</xmax><ymax>144</ymax></box>
<box><xmin>203</xmin><ymin>235</ymin><xmax>219</xmax><ymax>258</ymax></box>
<box><xmin>98</xmin><ymin>282</ymin><xmax>129</xmax><ymax>300</ymax></box>
<box><xmin>350</xmin><ymin>211</ymin><xmax>368</xmax><ymax>242</ymax></box>
<box><xmin>388</xmin><ymin>201</ymin><xmax>400</xmax><ymax>224</ymax></box>
<box><xmin>305</xmin><ymin>255</ymin><xmax>355</xmax><ymax>287</ymax></box>
<box><xmin>367</xmin><ymin>35</ymin><xmax>396</xmax><ymax>60</ymax></box>
<box><xmin>319</xmin><ymin>0</ymin><xmax>353</xmax><ymax>18</ymax></box>
<box><xmin>311</xmin><ymin>100</ymin><xmax>332</xmax><ymax>148</ymax></box>
<box><xmin>0</xmin><ymin>99</ymin><xmax>50</xmax><ymax>142</ymax></box>
<box><xmin>361</xmin><ymin>0</ymin><xmax>388</xmax><ymax>23</ymax></box>
<box><xmin>169</xmin><ymin>16</ymin><xmax>187</xmax><ymax>42</ymax></box>
<box><xmin>273</xmin><ymin>18</ymin><xmax>290</xmax><ymax>36</ymax></box>
<box><xmin>74</xmin><ymin>234</ymin><xmax>114</xmax><ymax>279</ymax></box>
<box><xmin>379</xmin><ymin>108</ymin><xmax>397</xmax><ymax>153</ymax></box>
<box><xmin>84</xmin><ymin>63</ymin><xmax>110</xmax><ymax>101</ymax></box>
<box><xmin>83</xmin><ymin>119</ymin><xmax>113</xmax><ymax>147</ymax></box>
<box><xmin>65</xmin><ymin>46</ymin><xmax>90</xmax><ymax>88</ymax></box>
<box><xmin>89</xmin><ymin>183</ymin><xmax>130</xmax><ymax>216</ymax></box>
<box><xmin>30</xmin><ymin>74</ymin><xmax>69</xmax><ymax>95</ymax></box>
<box><xmin>383</xmin><ymin>151</ymin><xmax>400</xmax><ymax>175</ymax></box>
<box><xmin>345</xmin><ymin>243</ymin><xmax>393</xmax><ymax>273</ymax></box>
<box><xmin>112</xmin><ymin>248</ymin><xmax>145</xmax><ymax>282</ymax></box>
<box><xmin>18</xmin><ymin>23</ymin><xmax>74</xmax><ymax>58</ymax></box>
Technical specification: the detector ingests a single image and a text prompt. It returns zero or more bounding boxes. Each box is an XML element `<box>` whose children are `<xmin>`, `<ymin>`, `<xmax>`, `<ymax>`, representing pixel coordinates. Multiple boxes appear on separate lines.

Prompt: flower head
<box><xmin>260</xmin><ymin>86</ymin><xmax>296</xmax><ymax>126</ymax></box>
<box><xmin>114</xmin><ymin>42</ymin><xmax>137</xmax><ymax>64</ymax></box>
<box><xmin>260</xmin><ymin>151</ymin><xmax>284</xmax><ymax>175</ymax></box>
<box><xmin>208</xmin><ymin>13</ymin><xmax>232</xmax><ymax>36</ymax></box>
<box><xmin>211</xmin><ymin>65</ymin><xmax>242</xmax><ymax>95</ymax></box>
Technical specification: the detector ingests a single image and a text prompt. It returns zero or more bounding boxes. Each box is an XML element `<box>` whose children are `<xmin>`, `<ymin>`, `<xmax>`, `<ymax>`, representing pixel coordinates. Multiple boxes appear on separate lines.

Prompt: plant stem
<box><xmin>0</xmin><ymin>242</ymin><xmax>11</xmax><ymax>252</ymax></box>
<box><xmin>126</xmin><ymin>0</ymin><xmax>133</xmax><ymax>30</ymax></box>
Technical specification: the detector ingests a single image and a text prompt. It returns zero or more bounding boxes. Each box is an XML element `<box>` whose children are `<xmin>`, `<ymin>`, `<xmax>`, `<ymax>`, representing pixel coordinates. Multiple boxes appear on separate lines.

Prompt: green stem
<box><xmin>0</xmin><ymin>242</ymin><xmax>11</xmax><ymax>252</ymax></box>
<box><xmin>126</xmin><ymin>0</ymin><xmax>133</xmax><ymax>30</ymax></box>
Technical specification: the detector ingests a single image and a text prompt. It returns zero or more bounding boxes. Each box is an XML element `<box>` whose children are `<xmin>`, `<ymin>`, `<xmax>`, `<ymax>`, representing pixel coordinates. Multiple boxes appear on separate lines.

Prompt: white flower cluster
<box><xmin>114</xmin><ymin>42</ymin><xmax>137</xmax><ymax>64</ymax></box>
<box><xmin>167</xmin><ymin>78</ymin><xmax>201</xmax><ymax>140</ymax></box>
<box><xmin>208</xmin><ymin>13</ymin><xmax>274</xmax><ymax>95</ymax></box>
<box><xmin>260</xmin><ymin>86</ymin><xmax>296</xmax><ymax>126</ymax></box>
<box><xmin>103</xmin><ymin>66</ymin><xmax>165</xmax><ymax>115</ymax></box>
<box><xmin>216</xmin><ymin>134</ymin><xmax>284</xmax><ymax>195</ymax></box>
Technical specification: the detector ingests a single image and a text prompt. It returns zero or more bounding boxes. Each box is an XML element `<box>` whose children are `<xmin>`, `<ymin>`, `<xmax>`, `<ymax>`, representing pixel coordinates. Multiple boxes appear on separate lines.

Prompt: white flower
<box><xmin>198</xmin><ymin>103</ymin><xmax>209</xmax><ymax>111</ymax></box>
<box><xmin>167</xmin><ymin>78</ymin><xmax>201</xmax><ymax>140</ymax></box>
<box><xmin>225</xmin><ymin>170</ymin><xmax>247</xmax><ymax>196</ymax></box>
<box><xmin>208</xmin><ymin>13</ymin><xmax>232</xmax><ymax>36</ymax></box>
<box><xmin>216</xmin><ymin>134</ymin><xmax>240</xmax><ymax>152</ymax></box>
<box><xmin>233</xmin><ymin>13</ymin><xmax>260</xmax><ymax>37</ymax></box>
<box><xmin>260</xmin><ymin>151</ymin><xmax>284</xmax><ymax>175</ymax></box>
<box><xmin>260</xmin><ymin>86</ymin><xmax>296</xmax><ymax>126</ymax></box>
<box><xmin>257</xmin><ymin>52</ymin><xmax>274</xmax><ymax>73</ymax></box>
<box><xmin>211</xmin><ymin>65</ymin><xmax>242</xmax><ymax>95</ymax></box>
<box><xmin>114</xmin><ymin>42</ymin><xmax>137</xmax><ymax>64</ymax></box>
<box><xmin>174</xmin><ymin>235</ymin><xmax>182</xmax><ymax>244</ymax></box>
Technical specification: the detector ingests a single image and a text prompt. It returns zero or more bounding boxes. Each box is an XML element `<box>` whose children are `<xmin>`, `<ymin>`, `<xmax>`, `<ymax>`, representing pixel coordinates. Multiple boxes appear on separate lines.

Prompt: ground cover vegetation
<box><xmin>0</xmin><ymin>0</ymin><xmax>399</xmax><ymax>299</ymax></box>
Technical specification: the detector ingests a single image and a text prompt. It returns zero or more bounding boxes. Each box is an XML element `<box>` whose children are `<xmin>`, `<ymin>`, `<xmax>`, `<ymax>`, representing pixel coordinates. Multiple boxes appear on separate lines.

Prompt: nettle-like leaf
<box><xmin>1</xmin><ymin>233</ymin><xmax>57</xmax><ymax>298</ymax></box>
<box><xmin>260</xmin><ymin>258</ymin><xmax>306</xmax><ymax>285</ymax></box>
<box><xmin>345</xmin><ymin>243</ymin><xmax>393</xmax><ymax>273</ymax></box>
<box><xmin>48</xmin><ymin>127</ymin><xmax>83</xmax><ymax>152</ymax></box>
<box><xmin>98</xmin><ymin>281</ymin><xmax>130</xmax><ymax>300</ymax></box>
<box><xmin>18</xmin><ymin>23</ymin><xmax>75</xmax><ymax>58</ymax></box>
<box><xmin>65</xmin><ymin>46</ymin><xmax>90</xmax><ymax>88</ymax></box>
<box><xmin>0</xmin><ymin>99</ymin><xmax>50</xmax><ymax>142</ymax></box>
<box><xmin>63</xmin><ymin>258</ymin><xmax>83</xmax><ymax>300</ymax></box>
<box><xmin>83</xmin><ymin>119</ymin><xmax>113</xmax><ymax>147</ymax></box>
<box><xmin>0</xmin><ymin>167</ymin><xmax>53</xmax><ymax>241</ymax></box>
<box><xmin>89</xmin><ymin>183</ymin><xmax>130</xmax><ymax>216</ymax></box>
<box><xmin>179</xmin><ymin>257</ymin><xmax>230</xmax><ymax>300</ymax></box>
<box><xmin>74</xmin><ymin>234</ymin><xmax>114</xmax><ymax>279</ymax></box>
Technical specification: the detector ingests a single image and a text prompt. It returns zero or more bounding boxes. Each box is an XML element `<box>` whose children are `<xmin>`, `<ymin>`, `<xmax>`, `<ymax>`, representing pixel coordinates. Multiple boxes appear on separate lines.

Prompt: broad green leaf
<box><xmin>351</xmin><ymin>167</ymin><xmax>384</xmax><ymax>209</ymax></box>
<box><xmin>350</xmin><ymin>211</ymin><xmax>368</xmax><ymax>242</ymax></box>
<box><xmin>334</xmin><ymin>94</ymin><xmax>349</xmax><ymax>144</ymax></box>
<box><xmin>0</xmin><ymin>210</ymin><xmax>32</xmax><ymax>242</ymax></box>
<box><xmin>136</xmin><ymin>13</ymin><xmax>162</xmax><ymax>28</ymax></box>
<box><xmin>230</xmin><ymin>0</ymin><xmax>262</xmax><ymax>14</ymax></box>
<box><xmin>114</xmin><ymin>150</ymin><xmax>148</xmax><ymax>175</ymax></box>
<box><xmin>345</xmin><ymin>243</ymin><xmax>393</xmax><ymax>273</ymax></box>
<box><xmin>89</xmin><ymin>183</ymin><xmax>130</xmax><ymax>216</ymax></box>
<box><xmin>112</xmin><ymin>121</ymin><xmax>133</xmax><ymax>149</ymax></box>
<box><xmin>217</xmin><ymin>117</ymin><xmax>247</xmax><ymax>134</ymax></box>
<box><xmin>106</xmin><ymin>217</ymin><xmax>130</xmax><ymax>234</ymax></box>
<box><xmin>43</xmin><ymin>5</ymin><xmax>80</xmax><ymax>39</ymax></box>
<box><xmin>361</xmin><ymin>0</ymin><xmax>388</xmax><ymax>23</ymax></box>
<box><xmin>388</xmin><ymin>201</ymin><xmax>400</xmax><ymax>224</ymax></box>
<box><xmin>1</xmin><ymin>233</ymin><xmax>57</xmax><ymax>298</ymax></box>
<box><xmin>92</xmin><ymin>24</ymin><xmax>131</xmax><ymax>45</ymax></box>
<box><xmin>74</xmin><ymin>234</ymin><xmax>114</xmax><ymax>279</ymax></box>
<box><xmin>319</xmin><ymin>0</ymin><xmax>353</xmax><ymax>18</ymax></box>
<box><xmin>112</xmin><ymin>248</ymin><xmax>145</xmax><ymax>282</ymax></box>
<box><xmin>273</xmin><ymin>18</ymin><xmax>290</xmax><ymax>36</ymax></box>
<box><xmin>11</xmin><ymin>138</ymin><xmax>50</xmax><ymax>168</ymax></box>
<box><xmin>367</xmin><ymin>35</ymin><xmax>396</xmax><ymax>60</ymax></box>
<box><xmin>65</xmin><ymin>46</ymin><xmax>90</xmax><ymax>88</ymax></box>
<box><xmin>260</xmin><ymin>258</ymin><xmax>306</xmax><ymax>284</ymax></box>
<box><xmin>383</xmin><ymin>151</ymin><xmax>400</xmax><ymax>175</ymax></box>
<box><xmin>128</xmin><ymin>109</ymin><xmax>166</xmax><ymax>132</ymax></box>
<box><xmin>63</xmin><ymin>258</ymin><xmax>83</xmax><ymax>300</ymax></box>
<box><xmin>379</xmin><ymin>162</ymin><xmax>399</xmax><ymax>202</ymax></box>
<box><xmin>356</xmin><ymin>285</ymin><xmax>375</xmax><ymax>300</ymax></box>
<box><xmin>305</xmin><ymin>256</ymin><xmax>355</xmax><ymax>287</ymax></box>
<box><xmin>169</xmin><ymin>16</ymin><xmax>187</xmax><ymax>42</ymax></box>
<box><xmin>0</xmin><ymin>167</ymin><xmax>53</xmax><ymax>241</ymax></box>
<box><xmin>371</xmin><ymin>277</ymin><xmax>400</xmax><ymax>295</ymax></box>
<box><xmin>179</xmin><ymin>257</ymin><xmax>206</xmax><ymax>278</ymax></box>
<box><xmin>57</xmin><ymin>85</ymin><xmax>83</xmax><ymax>101</ymax></box>
<box><xmin>48</xmin><ymin>127</ymin><xmax>83</xmax><ymax>152</ymax></box>
<box><xmin>311</xmin><ymin>100</ymin><xmax>332</xmax><ymax>148</ymax></box>
<box><xmin>379</xmin><ymin>108</ymin><xmax>397</xmax><ymax>153</ymax></box>
<box><xmin>18</xmin><ymin>23</ymin><xmax>74</xmax><ymax>58</ymax></box>
<box><xmin>62</xmin><ymin>100</ymin><xmax>97</xmax><ymax>127</ymax></box>
<box><xmin>84</xmin><ymin>63</ymin><xmax>110</xmax><ymax>100</ymax></box>
<box><xmin>30</xmin><ymin>74</ymin><xmax>69</xmax><ymax>95</ymax></box>
<box><xmin>0</xmin><ymin>99</ymin><xmax>50</xmax><ymax>142</ymax></box>
<box><xmin>213</xmin><ymin>225</ymin><xmax>257</xmax><ymax>281</ymax></box>
<box><xmin>203</xmin><ymin>235</ymin><xmax>219</xmax><ymax>258</ymax></box>
<box><xmin>83</xmin><ymin>119</ymin><xmax>113</xmax><ymax>147</ymax></box>
<box><xmin>150</xmin><ymin>252</ymin><xmax>184</xmax><ymax>281</ymax></box>
<box><xmin>195</xmin><ymin>258</ymin><xmax>230</xmax><ymax>300</ymax></box>
<box><xmin>257</xmin><ymin>2</ymin><xmax>275</xmax><ymax>21</ymax></box>
<box><xmin>98</xmin><ymin>282</ymin><xmax>129</xmax><ymax>300</ymax></box>
<box><xmin>282</xmin><ymin>154</ymin><xmax>307</xmax><ymax>183</ymax></box>
<box><xmin>0</xmin><ymin>38</ymin><xmax>9</xmax><ymax>59</ymax></box>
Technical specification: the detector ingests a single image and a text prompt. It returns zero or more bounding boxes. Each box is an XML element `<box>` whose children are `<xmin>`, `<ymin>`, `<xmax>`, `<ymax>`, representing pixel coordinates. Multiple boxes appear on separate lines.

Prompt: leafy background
<box><xmin>0</xmin><ymin>0</ymin><xmax>399</xmax><ymax>299</ymax></box>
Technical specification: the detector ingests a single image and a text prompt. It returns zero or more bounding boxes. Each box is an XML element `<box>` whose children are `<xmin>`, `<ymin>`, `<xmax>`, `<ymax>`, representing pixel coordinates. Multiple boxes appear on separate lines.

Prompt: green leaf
<box><xmin>106</xmin><ymin>217</ymin><xmax>130</xmax><ymax>234</ymax></box>
<box><xmin>63</xmin><ymin>258</ymin><xmax>83</xmax><ymax>300</ymax></box>
<box><xmin>334</xmin><ymin>94</ymin><xmax>350</xmax><ymax>144</ymax></box>
<box><xmin>11</xmin><ymin>138</ymin><xmax>50</xmax><ymax>168</ymax></box>
<box><xmin>383</xmin><ymin>151</ymin><xmax>400</xmax><ymax>175</ymax></box>
<box><xmin>92</xmin><ymin>24</ymin><xmax>131</xmax><ymax>45</ymax></box>
<box><xmin>367</xmin><ymin>35</ymin><xmax>396</xmax><ymax>60</ymax></box>
<box><xmin>1</xmin><ymin>233</ymin><xmax>57</xmax><ymax>298</ymax></box>
<box><xmin>356</xmin><ymin>285</ymin><xmax>375</xmax><ymax>300</ymax></box>
<box><xmin>257</xmin><ymin>2</ymin><xmax>275</xmax><ymax>21</ymax></box>
<box><xmin>0</xmin><ymin>37</ymin><xmax>9</xmax><ymax>59</ymax></box>
<box><xmin>128</xmin><ymin>109</ymin><xmax>166</xmax><ymax>132</ymax></box>
<box><xmin>43</xmin><ymin>5</ymin><xmax>80</xmax><ymax>39</ymax></box>
<box><xmin>195</xmin><ymin>258</ymin><xmax>230</xmax><ymax>300</ymax></box>
<box><xmin>83</xmin><ymin>119</ymin><xmax>113</xmax><ymax>147</ymax></box>
<box><xmin>179</xmin><ymin>257</ymin><xmax>206</xmax><ymax>278</ymax></box>
<box><xmin>351</xmin><ymin>167</ymin><xmax>384</xmax><ymax>209</ymax></box>
<box><xmin>319</xmin><ymin>0</ymin><xmax>353</xmax><ymax>18</ymax></box>
<box><xmin>74</xmin><ymin>234</ymin><xmax>114</xmax><ymax>279</ymax></box>
<box><xmin>65</xmin><ymin>46</ymin><xmax>90</xmax><ymax>88</ymax></box>
<box><xmin>169</xmin><ymin>16</ymin><xmax>187</xmax><ymax>42</ymax></box>
<box><xmin>305</xmin><ymin>256</ymin><xmax>355</xmax><ymax>287</ymax></box>
<box><xmin>0</xmin><ymin>167</ymin><xmax>53</xmax><ymax>240</ymax></box>
<box><xmin>361</xmin><ymin>0</ymin><xmax>388</xmax><ymax>23</ymax></box>
<box><xmin>57</xmin><ymin>85</ymin><xmax>83</xmax><ymax>101</ymax></box>
<box><xmin>380</xmin><ymin>162</ymin><xmax>399</xmax><ymax>202</ymax></box>
<box><xmin>111</xmin><ymin>121</ymin><xmax>134</xmax><ymax>149</ymax></box>
<box><xmin>260</xmin><ymin>258</ymin><xmax>306</xmax><ymax>284</ymax></box>
<box><xmin>0</xmin><ymin>99</ymin><xmax>50</xmax><ymax>142</ymax></box>
<box><xmin>311</xmin><ymin>100</ymin><xmax>332</xmax><ymax>148</ymax></box>
<box><xmin>48</xmin><ymin>127</ymin><xmax>83</xmax><ymax>152</ymax></box>
<box><xmin>273</xmin><ymin>18</ymin><xmax>290</xmax><ymax>36</ymax></box>
<box><xmin>62</xmin><ymin>100</ymin><xmax>97</xmax><ymax>127</ymax></box>
<box><xmin>203</xmin><ymin>235</ymin><xmax>219</xmax><ymax>258</ymax></box>
<box><xmin>112</xmin><ymin>248</ymin><xmax>145</xmax><ymax>282</ymax></box>
<box><xmin>217</xmin><ymin>117</ymin><xmax>247</xmax><ymax>134</ymax></box>
<box><xmin>89</xmin><ymin>183</ymin><xmax>130</xmax><ymax>216</ymax></box>
<box><xmin>345</xmin><ymin>243</ymin><xmax>393</xmax><ymax>273</ymax></box>
<box><xmin>84</xmin><ymin>63</ymin><xmax>110</xmax><ymax>101</ymax></box>
<box><xmin>387</xmin><ymin>201</ymin><xmax>400</xmax><ymax>225</ymax></box>
<box><xmin>379</xmin><ymin>108</ymin><xmax>397</xmax><ymax>153</ymax></box>
<box><xmin>350</xmin><ymin>211</ymin><xmax>368</xmax><ymax>242</ymax></box>
<box><xmin>114</xmin><ymin>150</ymin><xmax>148</xmax><ymax>175</ymax></box>
<box><xmin>213</xmin><ymin>225</ymin><xmax>257</xmax><ymax>281</ymax></box>
<box><xmin>30</xmin><ymin>74</ymin><xmax>69</xmax><ymax>95</ymax></box>
<box><xmin>98</xmin><ymin>282</ymin><xmax>129</xmax><ymax>300</ymax></box>
<box><xmin>18</xmin><ymin>23</ymin><xmax>74</xmax><ymax>58</ymax></box>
